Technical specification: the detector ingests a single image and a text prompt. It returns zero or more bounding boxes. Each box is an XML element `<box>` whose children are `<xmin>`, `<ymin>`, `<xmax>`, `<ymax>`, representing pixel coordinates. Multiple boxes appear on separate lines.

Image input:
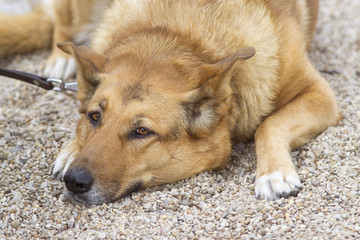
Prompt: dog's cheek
<box><xmin>75</xmin><ymin>116</ymin><xmax>90</xmax><ymax>148</ymax></box>
<box><xmin>142</xmin><ymin>143</ymin><xmax>171</xmax><ymax>170</ymax></box>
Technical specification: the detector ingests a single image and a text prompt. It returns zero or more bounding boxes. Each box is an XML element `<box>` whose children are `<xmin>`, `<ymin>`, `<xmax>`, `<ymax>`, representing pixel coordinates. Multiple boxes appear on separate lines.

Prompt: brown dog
<box><xmin>0</xmin><ymin>0</ymin><xmax>341</xmax><ymax>204</ymax></box>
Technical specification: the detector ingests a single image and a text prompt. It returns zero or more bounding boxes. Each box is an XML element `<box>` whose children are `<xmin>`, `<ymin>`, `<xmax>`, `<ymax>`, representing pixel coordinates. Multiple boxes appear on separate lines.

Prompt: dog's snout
<box><xmin>63</xmin><ymin>168</ymin><xmax>93</xmax><ymax>194</ymax></box>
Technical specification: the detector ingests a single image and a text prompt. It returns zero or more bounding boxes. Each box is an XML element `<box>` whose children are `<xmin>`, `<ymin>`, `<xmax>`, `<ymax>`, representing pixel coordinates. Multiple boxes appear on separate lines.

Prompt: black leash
<box><xmin>0</xmin><ymin>66</ymin><xmax>78</xmax><ymax>92</ymax></box>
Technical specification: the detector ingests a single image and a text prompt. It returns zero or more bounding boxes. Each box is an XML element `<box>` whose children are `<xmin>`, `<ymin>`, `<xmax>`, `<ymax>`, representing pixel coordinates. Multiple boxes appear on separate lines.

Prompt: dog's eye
<box><xmin>88</xmin><ymin>111</ymin><xmax>101</xmax><ymax>125</ymax></box>
<box><xmin>137</xmin><ymin>127</ymin><xmax>150</xmax><ymax>136</ymax></box>
<box><xmin>129</xmin><ymin>127</ymin><xmax>154</xmax><ymax>139</ymax></box>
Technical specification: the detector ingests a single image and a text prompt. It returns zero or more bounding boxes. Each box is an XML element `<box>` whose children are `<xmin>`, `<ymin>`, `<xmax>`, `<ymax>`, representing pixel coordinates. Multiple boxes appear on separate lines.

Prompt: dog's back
<box><xmin>94</xmin><ymin>0</ymin><xmax>311</xmax><ymax>55</ymax></box>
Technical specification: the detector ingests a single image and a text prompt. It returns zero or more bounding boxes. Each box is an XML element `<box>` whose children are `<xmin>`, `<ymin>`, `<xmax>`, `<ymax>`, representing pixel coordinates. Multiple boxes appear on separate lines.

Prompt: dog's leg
<box><xmin>44</xmin><ymin>0</ymin><xmax>77</xmax><ymax>79</ymax></box>
<box><xmin>44</xmin><ymin>0</ymin><xmax>108</xmax><ymax>79</ymax></box>
<box><xmin>254</xmin><ymin>66</ymin><xmax>341</xmax><ymax>200</ymax></box>
<box><xmin>51</xmin><ymin>140</ymin><xmax>79</xmax><ymax>180</ymax></box>
<box><xmin>44</xmin><ymin>28</ymin><xmax>77</xmax><ymax>79</ymax></box>
<box><xmin>44</xmin><ymin>31</ymin><xmax>77</xmax><ymax>80</ymax></box>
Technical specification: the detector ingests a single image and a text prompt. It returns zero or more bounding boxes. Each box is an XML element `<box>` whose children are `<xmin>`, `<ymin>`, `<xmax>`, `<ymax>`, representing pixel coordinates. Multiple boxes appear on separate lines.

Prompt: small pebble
<box><xmin>312</xmin><ymin>179</ymin><xmax>321</xmax><ymax>186</ymax></box>
<box><xmin>11</xmin><ymin>220</ymin><xmax>20</xmax><ymax>228</ymax></box>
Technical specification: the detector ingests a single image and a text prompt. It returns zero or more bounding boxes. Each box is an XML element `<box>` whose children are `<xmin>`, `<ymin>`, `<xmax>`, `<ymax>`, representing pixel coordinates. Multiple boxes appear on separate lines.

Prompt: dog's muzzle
<box><xmin>63</xmin><ymin>167</ymin><xmax>93</xmax><ymax>194</ymax></box>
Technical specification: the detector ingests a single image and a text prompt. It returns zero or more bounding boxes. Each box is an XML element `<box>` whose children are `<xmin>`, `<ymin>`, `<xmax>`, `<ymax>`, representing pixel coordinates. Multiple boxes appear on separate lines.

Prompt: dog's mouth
<box><xmin>62</xmin><ymin>181</ymin><xmax>143</xmax><ymax>205</ymax></box>
<box><xmin>63</xmin><ymin>186</ymin><xmax>106</xmax><ymax>205</ymax></box>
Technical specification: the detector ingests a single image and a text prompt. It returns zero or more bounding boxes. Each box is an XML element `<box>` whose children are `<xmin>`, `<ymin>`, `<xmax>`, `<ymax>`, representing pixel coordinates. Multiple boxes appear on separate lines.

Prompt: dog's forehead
<box><xmin>92</xmin><ymin>79</ymin><xmax>174</xmax><ymax>115</ymax></box>
<box><xmin>99</xmin><ymin>66</ymin><xmax>188</xmax><ymax>104</ymax></box>
<box><xmin>97</xmin><ymin>80</ymin><xmax>161</xmax><ymax>107</ymax></box>
<box><xmin>120</xmin><ymin>81</ymin><xmax>153</xmax><ymax>105</ymax></box>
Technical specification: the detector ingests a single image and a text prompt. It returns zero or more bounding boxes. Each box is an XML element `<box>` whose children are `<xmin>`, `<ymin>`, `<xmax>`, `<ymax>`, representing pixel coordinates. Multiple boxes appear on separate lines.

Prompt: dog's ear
<box><xmin>57</xmin><ymin>42</ymin><xmax>108</xmax><ymax>107</ymax></box>
<box><xmin>182</xmin><ymin>47</ymin><xmax>255</xmax><ymax>138</ymax></box>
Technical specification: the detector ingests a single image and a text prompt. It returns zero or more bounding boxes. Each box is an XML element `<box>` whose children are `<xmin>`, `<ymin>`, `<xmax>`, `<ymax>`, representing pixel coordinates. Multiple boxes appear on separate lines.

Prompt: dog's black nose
<box><xmin>63</xmin><ymin>168</ymin><xmax>93</xmax><ymax>194</ymax></box>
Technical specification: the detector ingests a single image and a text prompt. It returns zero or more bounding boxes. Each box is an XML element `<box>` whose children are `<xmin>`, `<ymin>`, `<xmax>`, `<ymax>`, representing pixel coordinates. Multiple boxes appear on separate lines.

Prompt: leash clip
<box><xmin>0</xmin><ymin>67</ymin><xmax>78</xmax><ymax>92</ymax></box>
<box><xmin>47</xmin><ymin>78</ymin><xmax>78</xmax><ymax>92</ymax></box>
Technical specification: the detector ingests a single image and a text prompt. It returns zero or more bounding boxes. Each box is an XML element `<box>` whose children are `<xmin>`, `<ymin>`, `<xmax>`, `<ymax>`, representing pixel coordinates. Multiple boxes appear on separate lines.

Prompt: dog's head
<box><xmin>57</xmin><ymin>42</ymin><xmax>254</xmax><ymax>204</ymax></box>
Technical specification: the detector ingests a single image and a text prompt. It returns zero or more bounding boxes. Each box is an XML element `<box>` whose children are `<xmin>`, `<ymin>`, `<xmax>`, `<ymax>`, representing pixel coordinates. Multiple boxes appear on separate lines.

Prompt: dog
<box><xmin>0</xmin><ymin>0</ymin><xmax>342</xmax><ymax>204</ymax></box>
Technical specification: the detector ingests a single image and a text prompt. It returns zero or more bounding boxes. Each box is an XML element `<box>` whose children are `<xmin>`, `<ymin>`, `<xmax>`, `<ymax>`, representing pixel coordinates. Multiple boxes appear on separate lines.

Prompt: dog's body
<box><xmin>0</xmin><ymin>0</ymin><xmax>341</xmax><ymax>204</ymax></box>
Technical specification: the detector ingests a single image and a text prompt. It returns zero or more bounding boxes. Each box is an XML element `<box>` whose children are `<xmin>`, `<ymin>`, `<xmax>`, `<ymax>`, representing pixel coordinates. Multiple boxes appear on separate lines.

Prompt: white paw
<box><xmin>51</xmin><ymin>141</ymin><xmax>78</xmax><ymax>180</ymax></box>
<box><xmin>255</xmin><ymin>172</ymin><xmax>302</xmax><ymax>200</ymax></box>
<box><xmin>44</xmin><ymin>57</ymin><xmax>77</xmax><ymax>80</ymax></box>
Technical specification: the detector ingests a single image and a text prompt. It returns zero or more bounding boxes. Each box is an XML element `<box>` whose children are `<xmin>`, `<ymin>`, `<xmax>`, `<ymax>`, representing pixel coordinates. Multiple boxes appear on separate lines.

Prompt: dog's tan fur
<box><xmin>0</xmin><ymin>0</ymin><xmax>341</xmax><ymax>204</ymax></box>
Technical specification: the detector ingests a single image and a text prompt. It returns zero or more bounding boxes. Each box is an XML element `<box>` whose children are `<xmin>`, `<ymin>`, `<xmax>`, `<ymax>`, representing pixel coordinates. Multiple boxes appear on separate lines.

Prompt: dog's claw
<box><xmin>276</xmin><ymin>191</ymin><xmax>290</xmax><ymax>199</ymax></box>
<box><xmin>50</xmin><ymin>165</ymin><xmax>61</xmax><ymax>180</ymax></box>
<box><xmin>51</xmin><ymin>140</ymin><xmax>78</xmax><ymax>180</ymax></box>
<box><xmin>289</xmin><ymin>187</ymin><xmax>301</xmax><ymax>197</ymax></box>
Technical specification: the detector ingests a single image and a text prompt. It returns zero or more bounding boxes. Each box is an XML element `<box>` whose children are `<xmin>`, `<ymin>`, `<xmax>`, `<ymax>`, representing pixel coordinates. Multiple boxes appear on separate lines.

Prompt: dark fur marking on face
<box><xmin>181</xmin><ymin>95</ymin><xmax>213</xmax><ymax>119</ymax></box>
<box><xmin>121</xmin><ymin>83</ymin><xmax>151</xmax><ymax>105</ymax></box>
<box><xmin>181</xmin><ymin>99</ymin><xmax>206</xmax><ymax>121</ymax></box>
<box><xmin>163</xmin><ymin>124</ymin><xmax>182</xmax><ymax>141</ymax></box>
<box><xmin>99</xmin><ymin>99</ymin><xmax>108</xmax><ymax>111</ymax></box>
<box><xmin>181</xmin><ymin>101</ymin><xmax>199</xmax><ymax>138</ymax></box>
<box><xmin>130</xmin><ymin>114</ymin><xmax>145</xmax><ymax>129</ymax></box>
<box><xmin>122</xmin><ymin>84</ymin><xmax>143</xmax><ymax>105</ymax></box>
<box><xmin>181</xmin><ymin>101</ymin><xmax>197</xmax><ymax>121</ymax></box>
<box><xmin>181</xmin><ymin>97</ymin><xmax>220</xmax><ymax>138</ymax></box>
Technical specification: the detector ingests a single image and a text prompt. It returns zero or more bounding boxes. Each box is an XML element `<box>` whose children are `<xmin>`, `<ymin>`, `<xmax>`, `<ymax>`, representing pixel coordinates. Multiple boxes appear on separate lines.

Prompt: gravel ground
<box><xmin>1</xmin><ymin>1</ymin><xmax>360</xmax><ymax>239</ymax></box>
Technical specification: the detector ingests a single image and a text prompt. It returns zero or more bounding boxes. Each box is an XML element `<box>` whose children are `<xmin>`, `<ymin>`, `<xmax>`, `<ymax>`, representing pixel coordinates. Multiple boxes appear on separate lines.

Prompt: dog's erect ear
<box><xmin>182</xmin><ymin>47</ymin><xmax>255</xmax><ymax>138</ymax></box>
<box><xmin>196</xmin><ymin>47</ymin><xmax>255</xmax><ymax>94</ymax></box>
<box><xmin>57</xmin><ymin>42</ymin><xmax>108</xmax><ymax>107</ymax></box>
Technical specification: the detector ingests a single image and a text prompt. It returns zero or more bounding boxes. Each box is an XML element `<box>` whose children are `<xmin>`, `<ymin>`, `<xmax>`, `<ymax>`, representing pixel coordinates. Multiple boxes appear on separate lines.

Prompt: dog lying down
<box><xmin>0</xmin><ymin>0</ymin><xmax>341</xmax><ymax>204</ymax></box>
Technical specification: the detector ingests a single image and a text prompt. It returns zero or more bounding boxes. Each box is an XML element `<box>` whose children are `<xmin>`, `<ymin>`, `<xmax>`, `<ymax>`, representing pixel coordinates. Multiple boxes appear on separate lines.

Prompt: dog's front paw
<box><xmin>44</xmin><ymin>55</ymin><xmax>77</xmax><ymax>80</ymax></box>
<box><xmin>255</xmin><ymin>172</ymin><xmax>302</xmax><ymax>200</ymax></box>
<box><xmin>51</xmin><ymin>140</ymin><xmax>79</xmax><ymax>180</ymax></box>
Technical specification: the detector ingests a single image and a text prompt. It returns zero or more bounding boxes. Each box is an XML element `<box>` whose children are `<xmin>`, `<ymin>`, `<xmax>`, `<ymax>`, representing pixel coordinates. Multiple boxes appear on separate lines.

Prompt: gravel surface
<box><xmin>1</xmin><ymin>1</ymin><xmax>360</xmax><ymax>239</ymax></box>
